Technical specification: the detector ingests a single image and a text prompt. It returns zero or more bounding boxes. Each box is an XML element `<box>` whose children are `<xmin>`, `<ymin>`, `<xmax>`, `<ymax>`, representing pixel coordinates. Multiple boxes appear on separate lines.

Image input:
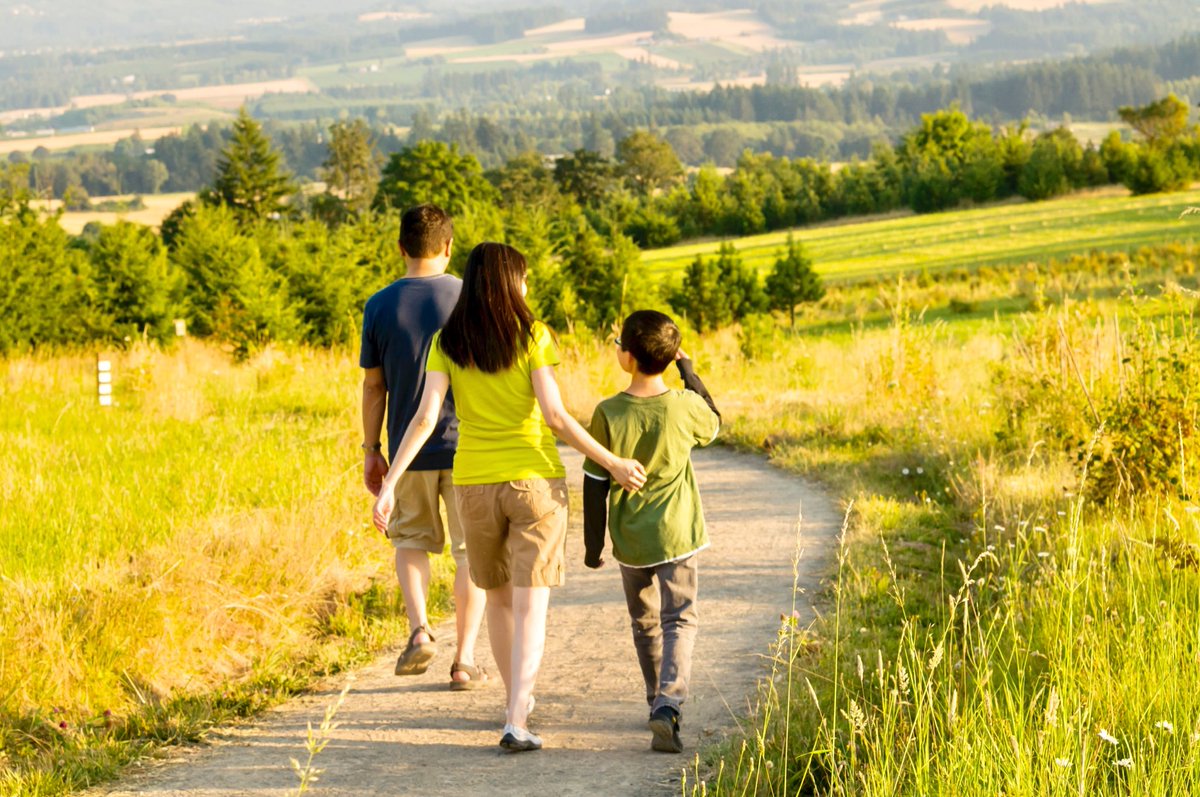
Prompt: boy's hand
<box><xmin>611</xmin><ymin>457</ymin><xmax>647</xmax><ymax>492</ymax></box>
<box><xmin>364</xmin><ymin>452</ymin><xmax>388</xmax><ymax>496</ymax></box>
<box><xmin>675</xmin><ymin>350</ymin><xmax>690</xmax><ymax>361</ymax></box>
<box><xmin>585</xmin><ymin>557</ymin><xmax>606</xmax><ymax>569</ymax></box>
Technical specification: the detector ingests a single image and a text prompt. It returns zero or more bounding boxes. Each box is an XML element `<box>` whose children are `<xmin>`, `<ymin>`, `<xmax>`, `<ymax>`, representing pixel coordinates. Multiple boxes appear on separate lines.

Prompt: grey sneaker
<box><xmin>500</xmin><ymin>723</ymin><xmax>543</xmax><ymax>752</ymax></box>
<box><xmin>648</xmin><ymin>706</ymin><xmax>683</xmax><ymax>753</ymax></box>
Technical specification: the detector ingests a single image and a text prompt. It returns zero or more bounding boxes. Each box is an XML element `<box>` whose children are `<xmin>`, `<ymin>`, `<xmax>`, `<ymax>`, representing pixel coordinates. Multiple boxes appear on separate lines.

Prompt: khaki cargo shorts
<box><xmin>386</xmin><ymin>469</ymin><xmax>467</xmax><ymax>566</ymax></box>
<box><xmin>454</xmin><ymin>477</ymin><xmax>568</xmax><ymax>590</ymax></box>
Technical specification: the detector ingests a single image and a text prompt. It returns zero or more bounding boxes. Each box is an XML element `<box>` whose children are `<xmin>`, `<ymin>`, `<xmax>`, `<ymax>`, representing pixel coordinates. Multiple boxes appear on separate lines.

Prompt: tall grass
<box><xmin>564</xmin><ymin>288</ymin><xmax>1200</xmax><ymax>795</ymax></box>
<box><xmin>0</xmin><ymin>342</ymin><xmax>457</xmax><ymax>794</ymax></box>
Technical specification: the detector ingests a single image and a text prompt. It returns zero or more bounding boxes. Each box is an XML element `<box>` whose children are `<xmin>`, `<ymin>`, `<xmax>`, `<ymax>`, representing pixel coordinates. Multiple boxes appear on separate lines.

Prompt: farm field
<box><xmin>0</xmin><ymin>127</ymin><xmax>182</xmax><ymax>156</ymax></box>
<box><xmin>32</xmin><ymin>193</ymin><xmax>194</xmax><ymax>234</ymax></box>
<box><xmin>642</xmin><ymin>186</ymin><xmax>1200</xmax><ymax>283</ymax></box>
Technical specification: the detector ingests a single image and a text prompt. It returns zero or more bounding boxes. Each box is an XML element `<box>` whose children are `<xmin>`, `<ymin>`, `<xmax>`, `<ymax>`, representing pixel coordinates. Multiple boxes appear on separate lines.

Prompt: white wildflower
<box><xmin>916</xmin><ymin>467</ymin><xmax>924</xmax><ymax>474</ymax></box>
<box><xmin>1034</xmin><ymin>526</ymin><xmax>1048</xmax><ymax>533</ymax></box>
<box><xmin>1099</xmin><ymin>729</ymin><xmax>1119</xmax><ymax>746</ymax></box>
<box><xmin>902</xmin><ymin>467</ymin><xmax>910</xmax><ymax>475</ymax></box>
<box><xmin>1037</xmin><ymin>551</ymin><xmax>1051</xmax><ymax>559</ymax></box>
<box><xmin>1054</xmin><ymin>758</ymin><xmax>1071</xmax><ymax>768</ymax></box>
<box><xmin>1115</xmin><ymin>758</ymin><xmax>1133</xmax><ymax>769</ymax></box>
<box><xmin>1156</xmin><ymin>720</ymin><xmax>1174</xmax><ymax>734</ymax></box>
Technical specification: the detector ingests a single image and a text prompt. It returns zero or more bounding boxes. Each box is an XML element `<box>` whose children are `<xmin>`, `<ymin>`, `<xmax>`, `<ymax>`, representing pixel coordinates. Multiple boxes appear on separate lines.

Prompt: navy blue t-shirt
<box><xmin>360</xmin><ymin>274</ymin><xmax>460</xmax><ymax>470</ymax></box>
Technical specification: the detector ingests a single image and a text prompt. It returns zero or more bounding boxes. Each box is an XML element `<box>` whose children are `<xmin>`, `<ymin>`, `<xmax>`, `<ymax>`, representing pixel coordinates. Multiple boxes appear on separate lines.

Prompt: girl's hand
<box><xmin>611</xmin><ymin>457</ymin><xmax>647</xmax><ymax>492</ymax></box>
<box><xmin>372</xmin><ymin>490</ymin><xmax>395</xmax><ymax>533</ymax></box>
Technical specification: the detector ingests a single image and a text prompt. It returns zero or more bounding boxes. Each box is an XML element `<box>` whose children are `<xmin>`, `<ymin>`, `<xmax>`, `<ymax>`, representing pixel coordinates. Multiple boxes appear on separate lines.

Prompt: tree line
<box><xmin>4</xmin><ymin>94</ymin><xmax>1199</xmax><ymax>355</ymax></box>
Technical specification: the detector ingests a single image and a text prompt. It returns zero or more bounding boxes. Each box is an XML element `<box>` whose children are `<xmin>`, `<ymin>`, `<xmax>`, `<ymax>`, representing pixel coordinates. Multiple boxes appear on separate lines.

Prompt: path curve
<box><xmin>95</xmin><ymin>446</ymin><xmax>840</xmax><ymax>797</ymax></box>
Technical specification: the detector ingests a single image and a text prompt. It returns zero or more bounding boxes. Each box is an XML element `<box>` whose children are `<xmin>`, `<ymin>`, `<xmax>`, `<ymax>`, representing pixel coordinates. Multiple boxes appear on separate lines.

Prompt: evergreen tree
<box><xmin>320</xmin><ymin>119</ymin><xmax>381</xmax><ymax>217</ymax></box>
<box><xmin>87</xmin><ymin>221</ymin><xmax>178</xmax><ymax>341</ymax></box>
<box><xmin>208</xmin><ymin>108</ymin><xmax>295</xmax><ymax>225</ymax></box>
<box><xmin>766</xmin><ymin>234</ymin><xmax>824</xmax><ymax>328</ymax></box>
<box><xmin>714</xmin><ymin>242</ymin><xmax>767</xmax><ymax>321</ymax></box>
<box><xmin>671</xmin><ymin>254</ymin><xmax>727</xmax><ymax>333</ymax></box>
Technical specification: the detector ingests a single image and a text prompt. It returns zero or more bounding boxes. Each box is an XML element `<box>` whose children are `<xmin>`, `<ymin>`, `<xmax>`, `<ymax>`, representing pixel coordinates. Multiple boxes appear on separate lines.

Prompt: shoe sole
<box><xmin>394</xmin><ymin>646</ymin><xmax>436</xmax><ymax>676</ymax></box>
<box><xmin>648</xmin><ymin>717</ymin><xmax>683</xmax><ymax>753</ymax></box>
<box><xmin>499</xmin><ymin>734</ymin><xmax>542</xmax><ymax>752</ymax></box>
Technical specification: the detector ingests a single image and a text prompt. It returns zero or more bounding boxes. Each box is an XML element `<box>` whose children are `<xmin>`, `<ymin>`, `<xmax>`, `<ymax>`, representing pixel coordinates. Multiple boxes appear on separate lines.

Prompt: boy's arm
<box><xmin>676</xmin><ymin>355</ymin><xmax>721</xmax><ymax>420</ymax></box>
<box><xmin>583</xmin><ymin>472</ymin><xmax>610</xmax><ymax>568</ymax></box>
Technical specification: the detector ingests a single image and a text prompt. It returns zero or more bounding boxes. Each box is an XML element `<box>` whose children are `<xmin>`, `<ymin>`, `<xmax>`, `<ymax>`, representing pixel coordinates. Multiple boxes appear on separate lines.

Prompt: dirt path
<box><xmin>97</xmin><ymin>446</ymin><xmax>840</xmax><ymax>797</ymax></box>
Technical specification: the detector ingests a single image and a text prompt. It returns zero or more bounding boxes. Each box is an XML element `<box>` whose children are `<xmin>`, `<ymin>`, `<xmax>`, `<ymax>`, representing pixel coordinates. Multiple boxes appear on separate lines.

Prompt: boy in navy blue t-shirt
<box><xmin>360</xmin><ymin>204</ymin><xmax>487</xmax><ymax>689</ymax></box>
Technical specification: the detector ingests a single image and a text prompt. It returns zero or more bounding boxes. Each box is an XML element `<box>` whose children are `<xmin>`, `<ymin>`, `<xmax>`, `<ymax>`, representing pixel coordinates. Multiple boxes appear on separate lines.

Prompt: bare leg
<box><xmin>395</xmin><ymin>548</ymin><xmax>432</xmax><ymax>644</ymax></box>
<box><xmin>485</xmin><ymin>584</ymin><xmax>514</xmax><ymax>694</ymax></box>
<box><xmin>451</xmin><ymin>565</ymin><xmax>487</xmax><ymax>680</ymax></box>
<box><xmin>507</xmin><ymin>585</ymin><xmax>549</xmax><ymax>730</ymax></box>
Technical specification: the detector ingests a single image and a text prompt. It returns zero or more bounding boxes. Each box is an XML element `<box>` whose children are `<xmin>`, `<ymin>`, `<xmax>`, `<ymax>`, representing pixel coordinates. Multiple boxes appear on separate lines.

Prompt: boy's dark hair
<box><xmin>399</xmin><ymin>204</ymin><xmax>453</xmax><ymax>259</ymax></box>
<box><xmin>620</xmin><ymin>310</ymin><xmax>681</xmax><ymax>375</ymax></box>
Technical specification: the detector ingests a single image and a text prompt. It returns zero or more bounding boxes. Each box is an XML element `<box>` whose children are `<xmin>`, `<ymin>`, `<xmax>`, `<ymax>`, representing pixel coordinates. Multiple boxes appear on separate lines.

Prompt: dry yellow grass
<box><xmin>0</xmin><ymin>127</ymin><xmax>181</xmax><ymax>156</ymax></box>
<box><xmin>31</xmin><ymin>193</ymin><xmax>194</xmax><ymax>234</ymax></box>
<box><xmin>0</xmin><ymin>78</ymin><xmax>317</xmax><ymax>126</ymax></box>
<box><xmin>945</xmin><ymin>0</ymin><xmax>1112</xmax><ymax>10</ymax></box>
<box><xmin>666</xmin><ymin>10</ymin><xmax>794</xmax><ymax>51</ymax></box>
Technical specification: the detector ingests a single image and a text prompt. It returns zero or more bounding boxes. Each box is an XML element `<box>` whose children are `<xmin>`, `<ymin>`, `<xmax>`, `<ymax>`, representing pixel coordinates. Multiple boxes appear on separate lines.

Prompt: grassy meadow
<box><xmin>642</xmin><ymin>187</ymin><xmax>1200</xmax><ymax>283</ymax></box>
<box><xmin>3</xmin><ymin>197</ymin><xmax>1200</xmax><ymax>794</ymax></box>
<box><xmin>0</xmin><ymin>343</ymin><xmax>447</xmax><ymax>794</ymax></box>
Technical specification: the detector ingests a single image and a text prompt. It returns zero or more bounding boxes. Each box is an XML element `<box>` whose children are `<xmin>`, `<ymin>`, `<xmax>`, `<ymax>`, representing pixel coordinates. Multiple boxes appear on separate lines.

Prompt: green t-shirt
<box><xmin>426</xmin><ymin>321</ymin><xmax>566</xmax><ymax>485</ymax></box>
<box><xmin>584</xmin><ymin>389</ymin><xmax>720</xmax><ymax>567</ymax></box>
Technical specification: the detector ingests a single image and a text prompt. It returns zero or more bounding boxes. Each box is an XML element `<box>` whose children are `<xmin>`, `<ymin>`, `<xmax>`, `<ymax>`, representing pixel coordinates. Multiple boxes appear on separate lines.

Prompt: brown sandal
<box><xmin>449</xmin><ymin>661</ymin><xmax>489</xmax><ymax>691</ymax></box>
<box><xmin>394</xmin><ymin>625</ymin><xmax>437</xmax><ymax>676</ymax></box>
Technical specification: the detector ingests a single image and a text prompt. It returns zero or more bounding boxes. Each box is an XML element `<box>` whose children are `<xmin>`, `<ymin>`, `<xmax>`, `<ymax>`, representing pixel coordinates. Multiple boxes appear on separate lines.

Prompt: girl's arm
<box><xmin>371</xmin><ymin>371</ymin><xmax>450</xmax><ymax>532</ymax></box>
<box><xmin>530</xmin><ymin>365</ymin><xmax>647</xmax><ymax>492</ymax></box>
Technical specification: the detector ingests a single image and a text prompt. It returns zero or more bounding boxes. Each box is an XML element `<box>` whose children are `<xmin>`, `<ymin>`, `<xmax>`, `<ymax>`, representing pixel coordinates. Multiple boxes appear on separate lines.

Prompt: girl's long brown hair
<box><xmin>439</xmin><ymin>242</ymin><xmax>535</xmax><ymax>373</ymax></box>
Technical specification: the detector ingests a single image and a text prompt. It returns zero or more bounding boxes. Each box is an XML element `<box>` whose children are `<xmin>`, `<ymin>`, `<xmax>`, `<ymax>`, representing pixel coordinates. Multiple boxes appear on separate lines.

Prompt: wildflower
<box><xmin>1037</xmin><ymin>551</ymin><xmax>1051</xmax><ymax>559</ymax></box>
<box><xmin>916</xmin><ymin>467</ymin><xmax>924</xmax><ymax>474</ymax></box>
<box><xmin>987</xmin><ymin>544</ymin><xmax>995</xmax><ymax>552</ymax></box>
<box><xmin>1054</xmin><ymin>758</ymin><xmax>1071</xmax><ymax>768</ymax></box>
<box><xmin>1034</xmin><ymin>526</ymin><xmax>1048</xmax><ymax>533</ymax></box>
<box><xmin>58</xmin><ymin>721</ymin><xmax>67</xmax><ymax>730</ymax></box>
<box><xmin>902</xmin><ymin>468</ymin><xmax>910</xmax><ymax>475</ymax></box>
<box><xmin>1156</xmin><ymin>720</ymin><xmax>1174</xmax><ymax>734</ymax></box>
<box><xmin>1115</xmin><ymin>758</ymin><xmax>1133</xmax><ymax>769</ymax></box>
<box><xmin>1057</xmin><ymin>511</ymin><xmax>1067</xmax><ymax>517</ymax></box>
<box><xmin>993</xmin><ymin>525</ymin><xmax>1005</xmax><ymax>532</ymax></box>
<box><xmin>1099</xmin><ymin>729</ymin><xmax>1118</xmax><ymax>746</ymax></box>
<box><xmin>765</xmin><ymin>761</ymin><xmax>774</xmax><ymax>770</ymax></box>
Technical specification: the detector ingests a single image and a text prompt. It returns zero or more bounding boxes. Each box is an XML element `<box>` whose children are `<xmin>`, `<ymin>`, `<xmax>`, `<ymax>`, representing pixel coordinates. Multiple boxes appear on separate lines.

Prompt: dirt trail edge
<box><xmin>96</xmin><ymin>446</ymin><xmax>841</xmax><ymax>797</ymax></box>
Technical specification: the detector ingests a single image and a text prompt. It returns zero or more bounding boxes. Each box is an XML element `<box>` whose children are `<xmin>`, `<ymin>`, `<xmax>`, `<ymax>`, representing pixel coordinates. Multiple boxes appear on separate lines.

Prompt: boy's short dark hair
<box><xmin>620</xmin><ymin>310</ymin><xmax>681</xmax><ymax>375</ymax></box>
<box><xmin>399</xmin><ymin>204</ymin><xmax>453</xmax><ymax>258</ymax></box>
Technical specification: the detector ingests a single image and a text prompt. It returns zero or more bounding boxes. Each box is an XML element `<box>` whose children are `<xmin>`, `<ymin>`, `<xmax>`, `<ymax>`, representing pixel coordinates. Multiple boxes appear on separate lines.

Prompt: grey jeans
<box><xmin>619</xmin><ymin>555</ymin><xmax>699</xmax><ymax>714</ymax></box>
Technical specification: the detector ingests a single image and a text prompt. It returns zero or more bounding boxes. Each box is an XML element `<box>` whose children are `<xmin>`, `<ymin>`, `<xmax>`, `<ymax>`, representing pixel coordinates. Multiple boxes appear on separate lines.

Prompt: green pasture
<box><xmin>641</xmin><ymin>187</ymin><xmax>1200</xmax><ymax>283</ymax></box>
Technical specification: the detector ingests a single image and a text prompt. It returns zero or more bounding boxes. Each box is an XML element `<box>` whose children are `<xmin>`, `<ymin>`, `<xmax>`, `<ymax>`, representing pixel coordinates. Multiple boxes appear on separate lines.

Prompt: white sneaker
<box><xmin>499</xmin><ymin>723</ymin><xmax>542</xmax><ymax>752</ymax></box>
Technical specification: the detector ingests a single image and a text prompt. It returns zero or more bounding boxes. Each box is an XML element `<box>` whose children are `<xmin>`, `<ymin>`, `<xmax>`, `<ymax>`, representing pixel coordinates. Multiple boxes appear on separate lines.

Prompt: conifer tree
<box><xmin>766</xmin><ymin>235</ymin><xmax>824</xmax><ymax>328</ymax></box>
<box><xmin>208</xmin><ymin>108</ymin><xmax>295</xmax><ymax>224</ymax></box>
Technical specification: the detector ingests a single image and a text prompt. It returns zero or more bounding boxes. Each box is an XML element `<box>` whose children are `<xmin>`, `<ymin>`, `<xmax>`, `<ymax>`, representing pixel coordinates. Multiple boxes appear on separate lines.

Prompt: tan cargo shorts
<box><xmin>454</xmin><ymin>477</ymin><xmax>569</xmax><ymax>590</ymax></box>
<box><xmin>386</xmin><ymin>469</ymin><xmax>467</xmax><ymax>566</ymax></box>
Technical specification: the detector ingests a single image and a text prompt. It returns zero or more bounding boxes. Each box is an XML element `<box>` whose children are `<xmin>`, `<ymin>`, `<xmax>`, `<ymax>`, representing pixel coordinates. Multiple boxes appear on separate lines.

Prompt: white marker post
<box><xmin>97</xmin><ymin>356</ymin><xmax>113</xmax><ymax>407</ymax></box>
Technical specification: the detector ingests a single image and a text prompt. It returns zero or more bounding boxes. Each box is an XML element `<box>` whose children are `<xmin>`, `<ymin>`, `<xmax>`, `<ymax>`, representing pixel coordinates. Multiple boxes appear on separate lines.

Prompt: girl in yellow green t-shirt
<box><xmin>372</xmin><ymin>242</ymin><xmax>646</xmax><ymax>752</ymax></box>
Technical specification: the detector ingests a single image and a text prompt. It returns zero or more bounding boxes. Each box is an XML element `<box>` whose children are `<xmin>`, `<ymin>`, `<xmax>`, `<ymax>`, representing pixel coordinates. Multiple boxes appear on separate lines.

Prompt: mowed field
<box><xmin>0</xmin><ymin>127</ymin><xmax>182</xmax><ymax>156</ymax></box>
<box><xmin>642</xmin><ymin>187</ymin><xmax>1200</xmax><ymax>283</ymax></box>
<box><xmin>32</xmin><ymin>193</ymin><xmax>193</xmax><ymax>234</ymax></box>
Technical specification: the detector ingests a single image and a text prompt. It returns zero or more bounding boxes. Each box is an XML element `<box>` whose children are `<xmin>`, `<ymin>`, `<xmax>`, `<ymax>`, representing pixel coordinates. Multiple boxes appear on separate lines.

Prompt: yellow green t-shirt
<box><xmin>426</xmin><ymin>321</ymin><xmax>566</xmax><ymax>485</ymax></box>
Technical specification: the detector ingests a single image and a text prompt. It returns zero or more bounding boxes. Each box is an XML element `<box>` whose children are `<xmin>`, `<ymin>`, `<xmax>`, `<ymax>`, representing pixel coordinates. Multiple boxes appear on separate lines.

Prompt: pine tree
<box><xmin>209</xmin><ymin>108</ymin><xmax>295</xmax><ymax>224</ymax></box>
<box><xmin>320</xmin><ymin>119</ymin><xmax>381</xmax><ymax>216</ymax></box>
<box><xmin>766</xmin><ymin>235</ymin><xmax>824</xmax><ymax>328</ymax></box>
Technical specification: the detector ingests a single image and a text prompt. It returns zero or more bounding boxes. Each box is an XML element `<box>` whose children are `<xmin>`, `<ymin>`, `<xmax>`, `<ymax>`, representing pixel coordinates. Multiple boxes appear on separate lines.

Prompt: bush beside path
<box><xmin>92</xmin><ymin>446</ymin><xmax>840</xmax><ymax>797</ymax></box>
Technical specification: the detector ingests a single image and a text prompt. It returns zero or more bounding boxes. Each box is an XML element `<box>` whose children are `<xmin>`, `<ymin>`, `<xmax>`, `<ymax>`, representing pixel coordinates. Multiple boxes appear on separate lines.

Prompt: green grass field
<box><xmin>642</xmin><ymin>187</ymin><xmax>1200</xmax><ymax>283</ymax></box>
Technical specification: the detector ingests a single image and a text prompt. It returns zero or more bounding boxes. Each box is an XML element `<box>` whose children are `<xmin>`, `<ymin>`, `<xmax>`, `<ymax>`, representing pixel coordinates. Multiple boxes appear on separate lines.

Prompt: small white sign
<box><xmin>174</xmin><ymin>319</ymin><xmax>187</xmax><ymax>337</ymax></box>
<box><xmin>99</xmin><ymin>395</ymin><xmax>113</xmax><ymax>407</ymax></box>
<box><xmin>97</xmin><ymin>360</ymin><xmax>112</xmax><ymax>372</ymax></box>
<box><xmin>98</xmin><ymin>372</ymin><xmax>112</xmax><ymax>384</ymax></box>
<box><xmin>98</xmin><ymin>383</ymin><xmax>112</xmax><ymax>396</ymax></box>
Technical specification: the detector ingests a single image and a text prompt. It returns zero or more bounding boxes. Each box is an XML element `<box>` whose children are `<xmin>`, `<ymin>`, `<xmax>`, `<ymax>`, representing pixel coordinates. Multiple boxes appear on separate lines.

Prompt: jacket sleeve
<box><xmin>677</xmin><ymin>357</ymin><xmax>720</xmax><ymax>420</ymax></box>
<box><xmin>583</xmin><ymin>473</ymin><xmax>610</xmax><ymax>568</ymax></box>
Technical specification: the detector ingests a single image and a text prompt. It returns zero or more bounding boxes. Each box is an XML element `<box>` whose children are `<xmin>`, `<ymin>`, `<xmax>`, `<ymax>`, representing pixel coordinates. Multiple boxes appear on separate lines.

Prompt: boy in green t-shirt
<box><xmin>583</xmin><ymin>310</ymin><xmax>720</xmax><ymax>754</ymax></box>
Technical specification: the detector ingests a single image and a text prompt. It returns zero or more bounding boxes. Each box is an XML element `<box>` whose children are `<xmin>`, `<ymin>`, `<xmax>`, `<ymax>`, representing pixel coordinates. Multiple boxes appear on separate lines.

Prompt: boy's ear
<box><xmin>398</xmin><ymin>242</ymin><xmax>410</xmax><ymax>259</ymax></box>
<box><xmin>444</xmin><ymin>238</ymin><xmax>453</xmax><ymax>259</ymax></box>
